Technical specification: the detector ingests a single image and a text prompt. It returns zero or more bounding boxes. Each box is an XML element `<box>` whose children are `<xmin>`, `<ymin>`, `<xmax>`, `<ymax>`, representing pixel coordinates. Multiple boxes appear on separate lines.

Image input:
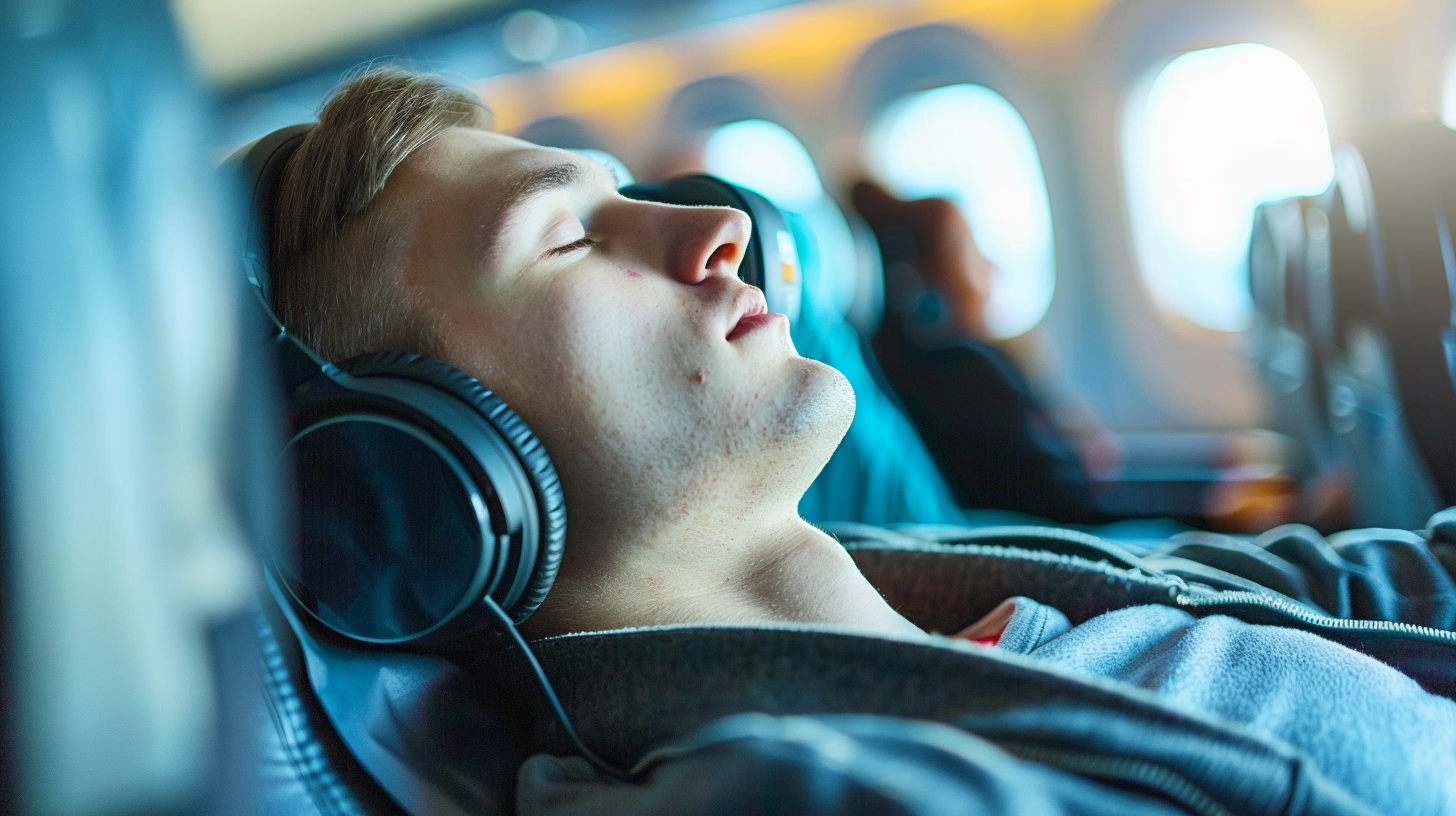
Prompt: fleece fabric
<box><xmin>989</xmin><ymin>598</ymin><xmax>1456</xmax><ymax>816</ymax></box>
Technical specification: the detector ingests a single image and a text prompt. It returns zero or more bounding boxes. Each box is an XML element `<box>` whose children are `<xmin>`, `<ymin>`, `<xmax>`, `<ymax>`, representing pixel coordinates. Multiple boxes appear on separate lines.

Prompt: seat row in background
<box><xmin>1249</xmin><ymin>120</ymin><xmax>1456</xmax><ymax>529</ymax></box>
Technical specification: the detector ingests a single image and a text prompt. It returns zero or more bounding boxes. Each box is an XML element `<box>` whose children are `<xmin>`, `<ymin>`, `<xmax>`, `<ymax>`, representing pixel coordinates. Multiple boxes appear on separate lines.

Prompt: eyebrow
<box><xmin>485</xmin><ymin>160</ymin><xmax>587</xmax><ymax>249</ymax></box>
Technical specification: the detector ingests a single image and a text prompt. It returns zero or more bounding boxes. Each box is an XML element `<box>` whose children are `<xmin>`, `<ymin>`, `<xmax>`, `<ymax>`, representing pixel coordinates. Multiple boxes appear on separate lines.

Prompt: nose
<box><xmin>657</xmin><ymin>204</ymin><xmax>752</xmax><ymax>286</ymax></box>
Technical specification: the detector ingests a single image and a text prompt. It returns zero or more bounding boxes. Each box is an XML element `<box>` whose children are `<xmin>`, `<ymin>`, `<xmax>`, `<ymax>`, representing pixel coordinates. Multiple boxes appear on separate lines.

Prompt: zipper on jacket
<box><xmin>998</xmin><ymin>742</ymin><xmax>1237</xmax><ymax>816</ymax></box>
<box><xmin>1171</xmin><ymin>588</ymin><xmax>1456</xmax><ymax>646</ymax></box>
<box><xmin>945</xmin><ymin>526</ymin><xmax>1150</xmax><ymax>572</ymax></box>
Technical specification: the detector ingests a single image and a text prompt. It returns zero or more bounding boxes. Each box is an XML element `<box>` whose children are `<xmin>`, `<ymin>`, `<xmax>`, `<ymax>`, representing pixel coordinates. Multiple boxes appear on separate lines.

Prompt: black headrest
<box><xmin>1355</xmin><ymin>122</ymin><xmax>1456</xmax><ymax>330</ymax></box>
<box><xmin>226</xmin><ymin>124</ymin><xmax>312</xmax><ymax>304</ymax></box>
<box><xmin>1356</xmin><ymin>121</ymin><xmax>1456</xmax><ymax>499</ymax></box>
<box><xmin>1304</xmin><ymin>120</ymin><xmax>1456</xmax><ymax>504</ymax></box>
<box><xmin>255</xmin><ymin>600</ymin><xmax>408</xmax><ymax>816</ymax></box>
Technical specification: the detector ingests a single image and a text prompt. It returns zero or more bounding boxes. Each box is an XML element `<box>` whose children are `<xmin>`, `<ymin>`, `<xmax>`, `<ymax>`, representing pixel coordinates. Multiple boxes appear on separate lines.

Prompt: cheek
<box><xmin>550</xmin><ymin>266</ymin><xmax>681</xmax><ymax>353</ymax></box>
<box><xmin>540</xmin><ymin>281</ymin><xmax>662</xmax><ymax>394</ymax></box>
<box><xmin>539</xmin><ymin>278</ymin><xmax>706</xmax><ymax>432</ymax></box>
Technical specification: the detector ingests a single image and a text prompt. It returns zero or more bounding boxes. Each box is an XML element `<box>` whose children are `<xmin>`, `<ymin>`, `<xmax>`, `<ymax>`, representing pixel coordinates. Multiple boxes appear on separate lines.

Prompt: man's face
<box><xmin>377</xmin><ymin>126</ymin><xmax>853</xmax><ymax>535</ymax></box>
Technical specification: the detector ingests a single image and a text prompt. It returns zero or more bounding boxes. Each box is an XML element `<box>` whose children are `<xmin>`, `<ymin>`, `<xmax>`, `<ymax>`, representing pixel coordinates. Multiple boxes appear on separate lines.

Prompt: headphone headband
<box><xmin>236</xmin><ymin>124</ymin><xmax>311</xmax><ymax>302</ymax></box>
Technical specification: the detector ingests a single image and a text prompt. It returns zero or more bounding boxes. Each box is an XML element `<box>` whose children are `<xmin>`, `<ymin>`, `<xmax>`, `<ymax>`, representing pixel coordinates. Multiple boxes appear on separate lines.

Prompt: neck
<box><xmin>520</xmin><ymin>510</ymin><xmax>924</xmax><ymax>640</ymax></box>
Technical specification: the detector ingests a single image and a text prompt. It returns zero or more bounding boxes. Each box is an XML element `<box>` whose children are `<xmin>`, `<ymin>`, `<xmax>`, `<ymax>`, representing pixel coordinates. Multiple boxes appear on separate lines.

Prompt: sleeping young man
<box><xmin>267</xmin><ymin>68</ymin><xmax>1456</xmax><ymax>813</ymax></box>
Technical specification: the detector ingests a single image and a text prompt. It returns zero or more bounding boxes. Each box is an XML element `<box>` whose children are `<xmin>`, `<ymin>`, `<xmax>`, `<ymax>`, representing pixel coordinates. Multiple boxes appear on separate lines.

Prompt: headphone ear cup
<box><xmin>339</xmin><ymin>351</ymin><xmax>566</xmax><ymax>624</ymax></box>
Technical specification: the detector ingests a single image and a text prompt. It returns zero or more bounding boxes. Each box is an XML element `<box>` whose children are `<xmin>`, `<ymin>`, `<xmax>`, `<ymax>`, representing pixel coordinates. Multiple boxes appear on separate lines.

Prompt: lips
<box><xmin>726</xmin><ymin>290</ymin><xmax>772</xmax><ymax>341</ymax></box>
<box><xmin>727</xmin><ymin>312</ymin><xmax>778</xmax><ymax>341</ymax></box>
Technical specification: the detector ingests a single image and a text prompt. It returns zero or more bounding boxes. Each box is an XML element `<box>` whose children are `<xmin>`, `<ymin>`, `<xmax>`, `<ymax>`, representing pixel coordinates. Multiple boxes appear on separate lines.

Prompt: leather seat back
<box><xmin>1359</xmin><ymin>122</ymin><xmax>1456</xmax><ymax>506</ymax></box>
<box><xmin>1303</xmin><ymin>123</ymin><xmax>1456</xmax><ymax>526</ymax></box>
<box><xmin>256</xmin><ymin>602</ymin><xmax>409</xmax><ymax>816</ymax></box>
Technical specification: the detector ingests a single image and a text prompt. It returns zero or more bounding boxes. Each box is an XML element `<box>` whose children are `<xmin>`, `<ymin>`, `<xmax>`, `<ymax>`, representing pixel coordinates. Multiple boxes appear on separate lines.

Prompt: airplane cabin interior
<box><xmin>2</xmin><ymin>0</ymin><xmax>1456</xmax><ymax>814</ymax></box>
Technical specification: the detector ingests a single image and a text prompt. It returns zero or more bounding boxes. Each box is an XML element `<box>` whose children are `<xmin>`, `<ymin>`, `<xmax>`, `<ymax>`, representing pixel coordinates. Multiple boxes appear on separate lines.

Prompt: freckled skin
<box><xmin>372</xmin><ymin>124</ymin><xmax>921</xmax><ymax>640</ymax></box>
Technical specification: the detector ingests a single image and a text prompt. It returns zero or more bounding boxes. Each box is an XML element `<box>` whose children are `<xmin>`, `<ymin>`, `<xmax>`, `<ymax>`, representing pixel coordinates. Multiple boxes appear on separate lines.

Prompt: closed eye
<box><xmin>548</xmin><ymin>235</ymin><xmax>598</xmax><ymax>256</ymax></box>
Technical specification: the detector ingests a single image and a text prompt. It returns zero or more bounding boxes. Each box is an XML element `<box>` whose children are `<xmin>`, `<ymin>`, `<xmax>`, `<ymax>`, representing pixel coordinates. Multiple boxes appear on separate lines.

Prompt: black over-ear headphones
<box><xmin>226</xmin><ymin>124</ymin><xmax>803</xmax><ymax>649</ymax></box>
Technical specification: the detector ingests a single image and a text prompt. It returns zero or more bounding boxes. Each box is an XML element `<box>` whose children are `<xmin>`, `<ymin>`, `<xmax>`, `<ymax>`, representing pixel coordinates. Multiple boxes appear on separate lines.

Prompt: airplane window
<box><xmin>1442</xmin><ymin>47</ymin><xmax>1456</xmax><ymax>129</ymax></box>
<box><xmin>703</xmin><ymin>119</ymin><xmax>825</xmax><ymax>210</ymax></box>
<box><xmin>862</xmin><ymin>84</ymin><xmax>1055</xmax><ymax>340</ymax></box>
<box><xmin>704</xmin><ymin>119</ymin><xmax>860</xmax><ymax>317</ymax></box>
<box><xmin>1123</xmin><ymin>43</ymin><xmax>1334</xmax><ymax>332</ymax></box>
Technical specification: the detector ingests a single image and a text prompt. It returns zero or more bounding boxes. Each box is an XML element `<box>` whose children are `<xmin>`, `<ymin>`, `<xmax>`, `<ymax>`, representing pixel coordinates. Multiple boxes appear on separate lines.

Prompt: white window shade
<box><xmin>1442</xmin><ymin>47</ymin><xmax>1456</xmax><ymax>130</ymax></box>
<box><xmin>1123</xmin><ymin>43</ymin><xmax>1334</xmax><ymax>332</ymax></box>
<box><xmin>863</xmin><ymin>84</ymin><xmax>1056</xmax><ymax>339</ymax></box>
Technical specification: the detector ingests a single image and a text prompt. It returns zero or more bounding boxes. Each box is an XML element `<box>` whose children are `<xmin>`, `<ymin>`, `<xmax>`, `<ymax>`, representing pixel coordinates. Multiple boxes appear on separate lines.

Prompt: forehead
<box><xmin>404</xmin><ymin>126</ymin><xmax>574</xmax><ymax>194</ymax></box>
<box><xmin>391</xmin><ymin>126</ymin><xmax>613</xmax><ymax>247</ymax></box>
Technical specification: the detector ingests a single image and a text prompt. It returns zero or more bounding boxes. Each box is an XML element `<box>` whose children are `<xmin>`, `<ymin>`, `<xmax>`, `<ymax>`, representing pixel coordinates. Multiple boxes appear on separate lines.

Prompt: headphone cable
<box><xmin>481</xmin><ymin>597</ymin><xmax>636</xmax><ymax>783</ymax></box>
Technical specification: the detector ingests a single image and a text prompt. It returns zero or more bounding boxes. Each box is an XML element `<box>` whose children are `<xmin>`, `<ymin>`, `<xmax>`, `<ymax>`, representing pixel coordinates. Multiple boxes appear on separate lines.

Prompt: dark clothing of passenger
<box><xmin>871</xmin><ymin>314</ymin><xmax>1107</xmax><ymax>524</ymax></box>
<box><xmin>331</xmin><ymin>509</ymin><xmax>1456</xmax><ymax>816</ymax></box>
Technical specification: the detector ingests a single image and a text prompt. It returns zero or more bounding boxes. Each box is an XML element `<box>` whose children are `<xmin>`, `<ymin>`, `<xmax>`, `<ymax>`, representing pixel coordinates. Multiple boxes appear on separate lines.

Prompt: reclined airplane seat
<box><xmin>1304</xmin><ymin>124</ymin><xmax>1453</xmax><ymax>527</ymax></box>
<box><xmin>229</xmin><ymin>126</ymin><xmax>525</xmax><ymax>816</ymax></box>
<box><xmin>255</xmin><ymin>603</ymin><xmax>411</xmax><ymax>816</ymax></box>
<box><xmin>1357</xmin><ymin>122</ymin><xmax>1456</xmax><ymax>510</ymax></box>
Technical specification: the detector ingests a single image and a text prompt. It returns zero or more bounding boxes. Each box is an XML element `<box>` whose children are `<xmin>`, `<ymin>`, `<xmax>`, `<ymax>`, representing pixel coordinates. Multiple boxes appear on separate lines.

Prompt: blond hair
<box><xmin>271</xmin><ymin>67</ymin><xmax>489</xmax><ymax>361</ymax></box>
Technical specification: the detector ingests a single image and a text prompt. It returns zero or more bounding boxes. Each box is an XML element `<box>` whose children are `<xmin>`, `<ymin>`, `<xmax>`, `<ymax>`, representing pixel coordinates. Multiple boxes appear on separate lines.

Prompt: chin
<box><xmin>778</xmin><ymin>358</ymin><xmax>856</xmax><ymax>442</ymax></box>
<box><xmin>698</xmin><ymin>358</ymin><xmax>855</xmax><ymax>509</ymax></box>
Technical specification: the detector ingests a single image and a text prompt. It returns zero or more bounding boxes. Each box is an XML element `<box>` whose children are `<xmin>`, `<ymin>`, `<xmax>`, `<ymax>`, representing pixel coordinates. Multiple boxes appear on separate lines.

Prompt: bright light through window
<box><xmin>863</xmin><ymin>84</ymin><xmax>1055</xmax><ymax>339</ymax></box>
<box><xmin>1442</xmin><ymin>48</ymin><xmax>1456</xmax><ymax>130</ymax></box>
<box><xmin>1124</xmin><ymin>43</ymin><xmax>1334</xmax><ymax>332</ymax></box>
<box><xmin>704</xmin><ymin>120</ymin><xmax>825</xmax><ymax>210</ymax></box>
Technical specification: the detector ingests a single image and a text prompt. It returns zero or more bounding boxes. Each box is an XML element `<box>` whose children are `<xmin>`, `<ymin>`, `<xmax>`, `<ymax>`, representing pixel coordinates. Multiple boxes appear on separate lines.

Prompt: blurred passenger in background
<box><xmin>852</xmin><ymin>181</ymin><xmax>1298</xmax><ymax>532</ymax></box>
<box><xmin>852</xmin><ymin>180</ymin><xmax>1111</xmax><ymax>524</ymax></box>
